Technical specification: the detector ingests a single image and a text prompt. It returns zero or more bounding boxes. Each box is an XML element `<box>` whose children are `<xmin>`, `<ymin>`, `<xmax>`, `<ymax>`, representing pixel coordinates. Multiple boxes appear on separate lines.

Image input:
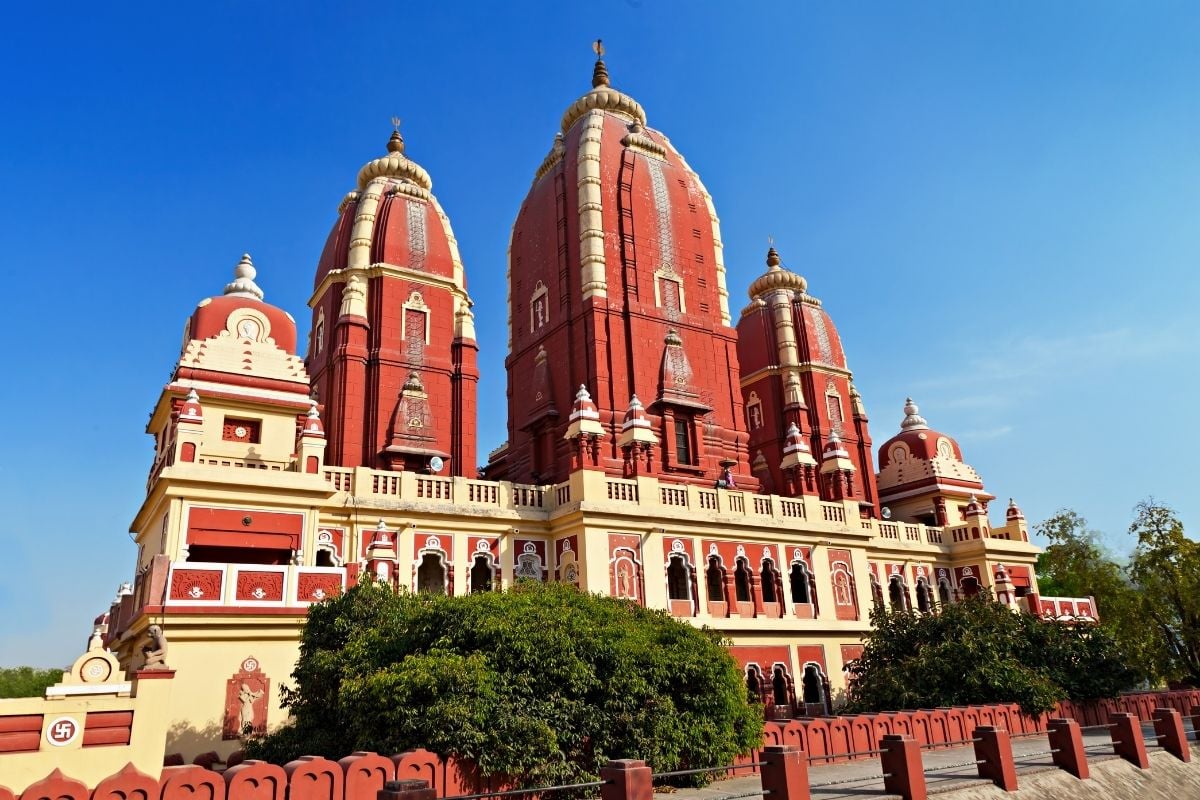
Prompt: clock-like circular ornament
<box><xmin>81</xmin><ymin>657</ymin><xmax>112</xmax><ymax>682</ymax></box>
<box><xmin>235</xmin><ymin>426</ymin><xmax>248</xmax><ymax>439</ymax></box>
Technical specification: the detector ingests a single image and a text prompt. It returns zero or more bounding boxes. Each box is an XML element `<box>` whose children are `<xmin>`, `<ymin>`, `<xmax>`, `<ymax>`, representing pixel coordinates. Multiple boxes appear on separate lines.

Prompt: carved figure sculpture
<box><xmin>238</xmin><ymin>683</ymin><xmax>264</xmax><ymax>731</ymax></box>
<box><xmin>142</xmin><ymin>624</ymin><xmax>169</xmax><ymax>670</ymax></box>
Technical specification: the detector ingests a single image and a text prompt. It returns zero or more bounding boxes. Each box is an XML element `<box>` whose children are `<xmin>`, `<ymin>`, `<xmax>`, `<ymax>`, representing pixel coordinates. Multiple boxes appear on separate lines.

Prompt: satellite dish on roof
<box><xmin>881</xmin><ymin>507</ymin><xmax>892</xmax><ymax>520</ymax></box>
<box><xmin>428</xmin><ymin>456</ymin><xmax>444</xmax><ymax>474</ymax></box>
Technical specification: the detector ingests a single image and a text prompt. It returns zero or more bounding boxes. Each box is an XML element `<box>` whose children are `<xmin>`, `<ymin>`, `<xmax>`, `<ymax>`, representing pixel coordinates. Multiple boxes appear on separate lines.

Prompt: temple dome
<box><xmin>876</xmin><ymin>398</ymin><xmax>966</xmax><ymax>470</ymax></box>
<box><xmin>186</xmin><ymin>254</ymin><xmax>298</xmax><ymax>354</ymax></box>
<box><xmin>313</xmin><ymin>127</ymin><xmax>465</xmax><ymax>292</ymax></box>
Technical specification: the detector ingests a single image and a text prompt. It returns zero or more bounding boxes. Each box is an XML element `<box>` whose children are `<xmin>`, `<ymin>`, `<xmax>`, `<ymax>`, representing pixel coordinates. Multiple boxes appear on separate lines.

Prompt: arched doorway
<box><xmin>417</xmin><ymin>552</ymin><xmax>447</xmax><ymax>595</ymax></box>
<box><xmin>470</xmin><ymin>554</ymin><xmax>493</xmax><ymax>593</ymax></box>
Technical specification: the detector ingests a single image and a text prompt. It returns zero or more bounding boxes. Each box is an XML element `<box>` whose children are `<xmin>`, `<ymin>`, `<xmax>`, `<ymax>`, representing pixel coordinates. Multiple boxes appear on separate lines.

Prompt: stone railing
<box><xmin>307</xmin><ymin>466</ymin><xmax>1033</xmax><ymax>551</ymax></box>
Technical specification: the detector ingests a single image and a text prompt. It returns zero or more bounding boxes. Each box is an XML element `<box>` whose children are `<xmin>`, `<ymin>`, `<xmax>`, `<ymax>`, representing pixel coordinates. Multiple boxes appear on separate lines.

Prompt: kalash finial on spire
<box><xmin>766</xmin><ymin>235</ymin><xmax>781</xmax><ymax>270</ymax></box>
<box><xmin>900</xmin><ymin>397</ymin><xmax>929</xmax><ymax>431</ymax></box>
<box><xmin>387</xmin><ymin>116</ymin><xmax>405</xmax><ymax>154</ymax></box>
<box><xmin>224</xmin><ymin>253</ymin><xmax>264</xmax><ymax>300</ymax></box>
<box><xmin>592</xmin><ymin>38</ymin><xmax>610</xmax><ymax>88</ymax></box>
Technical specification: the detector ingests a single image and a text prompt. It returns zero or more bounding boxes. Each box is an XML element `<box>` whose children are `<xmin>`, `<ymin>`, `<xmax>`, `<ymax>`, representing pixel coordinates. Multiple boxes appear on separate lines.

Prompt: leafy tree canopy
<box><xmin>1127</xmin><ymin>500</ymin><xmax>1200</xmax><ymax>686</ymax></box>
<box><xmin>1035</xmin><ymin>509</ymin><xmax>1164</xmax><ymax>685</ymax></box>
<box><xmin>247</xmin><ymin>580</ymin><xmax>761</xmax><ymax>786</ymax></box>
<box><xmin>0</xmin><ymin>666</ymin><xmax>61</xmax><ymax>698</ymax></box>
<box><xmin>843</xmin><ymin>595</ymin><xmax>1137</xmax><ymax>716</ymax></box>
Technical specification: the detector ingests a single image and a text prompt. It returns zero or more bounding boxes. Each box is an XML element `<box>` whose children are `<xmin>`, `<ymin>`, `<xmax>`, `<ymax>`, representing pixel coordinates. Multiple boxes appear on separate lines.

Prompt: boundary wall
<box><xmin>3</xmin><ymin>690</ymin><xmax>1199</xmax><ymax>799</ymax></box>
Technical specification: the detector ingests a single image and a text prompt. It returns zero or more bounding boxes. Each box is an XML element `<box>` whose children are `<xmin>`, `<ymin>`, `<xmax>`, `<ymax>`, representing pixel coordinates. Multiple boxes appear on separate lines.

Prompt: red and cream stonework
<box><xmin>93</xmin><ymin>49</ymin><xmax>1095</xmax><ymax>763</ymax></box>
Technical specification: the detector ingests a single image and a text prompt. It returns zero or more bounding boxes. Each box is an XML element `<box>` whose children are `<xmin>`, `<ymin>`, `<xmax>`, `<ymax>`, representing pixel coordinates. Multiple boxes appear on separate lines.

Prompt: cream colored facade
<box><xmin>0</xmin><ymin>637</ymin><xmax>174</xmax><ymax>792</ymax></box>
<box><xmin>107</xmin><ymin>413</ymin><xmax>1040</xmax><ymax>760</ymax></box>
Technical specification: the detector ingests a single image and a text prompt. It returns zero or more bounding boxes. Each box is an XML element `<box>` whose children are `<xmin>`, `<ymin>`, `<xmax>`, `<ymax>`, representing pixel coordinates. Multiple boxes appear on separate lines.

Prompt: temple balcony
<box><xmin>1019</xmin><ymin>592</ymin><xmax>1099</xmax><ymax>622</ymax></box>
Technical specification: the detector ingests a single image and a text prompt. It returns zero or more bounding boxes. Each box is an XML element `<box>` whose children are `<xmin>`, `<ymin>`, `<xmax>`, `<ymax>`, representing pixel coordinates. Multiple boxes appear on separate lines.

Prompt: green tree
<box><xmin>1035</xmin><ymin>509</ymin><xmax>1164</xmax><ymax>685</ymax></box>
<box><xmin>0</xmin><ymin>666</ymin><xmax>61</xmax><ymax>698</ymax></box>
<box><xmin>1127</xmin><ymin>500</ymin><xmax>1200</xmax><ymax>686</ymax></box>
<box><xmin>247</xmin><ymin>580</ymin><xmax>760</xmax><ymax>786</ymax></box>
<box><xmin>843</xmin><ymin>595</ymin><xmax>1137</xmax><ymax>716</ymax></box>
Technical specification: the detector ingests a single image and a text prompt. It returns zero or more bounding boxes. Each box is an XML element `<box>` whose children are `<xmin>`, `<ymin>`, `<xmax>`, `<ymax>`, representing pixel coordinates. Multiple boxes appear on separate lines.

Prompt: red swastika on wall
<box><xmin>48</xmin><ymin>718</ymin><xmax>78</xmax><ymax>744</ymax></box>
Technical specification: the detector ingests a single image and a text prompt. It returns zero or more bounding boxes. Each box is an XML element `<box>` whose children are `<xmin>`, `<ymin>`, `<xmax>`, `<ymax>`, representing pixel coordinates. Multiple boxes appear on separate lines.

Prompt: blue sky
<box><xmin>1</xmin><ymin>2</ymin><xmax>1197</xmax><ymax>666</ymax></box>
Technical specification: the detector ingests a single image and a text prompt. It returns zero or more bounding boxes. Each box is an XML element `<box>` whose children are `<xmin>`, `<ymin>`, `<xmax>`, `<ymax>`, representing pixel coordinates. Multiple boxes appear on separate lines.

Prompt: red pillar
<box><xmin>451</xmin><ymin>336</ymin><xmax>479</xmax><ymax>478</ymax></box>
<box><xmin>761</xmin><ymin>745</ymin><xmax>810</xmax><ymax>800</ymax></box>
<box><xmin>377</xmin><ymin>780</ymin><xmax>435</xmax><ymax>800</ymax></box>
<box><xmin>330</xmin><ymin>316</ymin><xmax>370</xmax><ymax>466</ymax></box>
<box><xmin>1153</xmin><ymin>707</ymin><xmax>1191</xmax><ymax>762</ymax></box>
<box><xmin>973</xmin><ymin>726</ymin><xmax>1017</xmax><ymax>791</ymax></box>
<box><xmin>599</xmin><ymin>760</ymin><xmax>653</xmax><ymax>800</ymax></box>
<box><xmin>1047</xmin><ymin>718</ymin><xmax>1089</xmax><ymax>779</ymax></box>
<box><xmin>1109</xmin><ymin>712</ymin><xmax>1150</xmax><ymax>769</ymax></box>
<box><xmin>880</xmin><ymin>735</ymin><xmax>927</xmax><ymax>800</ymax></box>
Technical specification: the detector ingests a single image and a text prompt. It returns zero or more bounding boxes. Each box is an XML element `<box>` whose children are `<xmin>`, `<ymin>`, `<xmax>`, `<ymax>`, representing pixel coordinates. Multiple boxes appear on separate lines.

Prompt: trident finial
<box><xmin>767</xmin><ymin>234</ymin><xmax>775</xmax><ymax>246</ymax></box>
<box><xmin>591</xmin><ymin>39</ymin><xmax>610</xmax><ymax>88</ymax></box>
<box><xmin>391</xmin><ymin>116</ymin><xmax>401</xmax><ymax>132</ymax></box>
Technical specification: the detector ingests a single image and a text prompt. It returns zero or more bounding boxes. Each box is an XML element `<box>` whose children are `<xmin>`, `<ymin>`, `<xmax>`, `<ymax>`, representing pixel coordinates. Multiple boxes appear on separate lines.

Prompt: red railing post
<box><xmin>972</xmin><ymin>726</ymin><xmax>1018</xmax><ymax>792</ymax></box>
<box><xmin>1047</xmin><ymin>718</ymin><xmax>1089</xmax><ymax>779</ymax></box>
<box><xmin>761</xmin><ymin>745</ymin><xmax>810</xmax><ymax>800</ymax></box>
<box><xmin>377</xmin><ymin>780</ymin><xmax>435</xmax><ymax>800</ymax></box>
<box><xmin>1109</xmin><ymin>712</ymin><xmax>1150</xmax><ymax>769</ymax></box>
<box><xmin>1191</xmin><ymin>704</ymin><xmax>1200</xmax><ymax>739</ymax></box>
<box><xmin>880</xmin><ymin>735</ymin><xmax>927</xmax><ymax>800</ymax></box>
<box><xmin>1152</xmin><ymin>708</ymin><xmax>1191</xmax><ymax>762</ymax></box>
<box><xmin>599</xmin><ymin>760</ymin><xmax>653</xmax><ymax>800</ymax></box>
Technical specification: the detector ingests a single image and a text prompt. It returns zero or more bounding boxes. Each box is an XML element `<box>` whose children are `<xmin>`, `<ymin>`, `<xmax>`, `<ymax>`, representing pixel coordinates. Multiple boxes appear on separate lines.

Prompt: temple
<box><xmin>89</xmin><ymin>45</ymin><xmax>1096</xmax><ymax>760</ymax></box>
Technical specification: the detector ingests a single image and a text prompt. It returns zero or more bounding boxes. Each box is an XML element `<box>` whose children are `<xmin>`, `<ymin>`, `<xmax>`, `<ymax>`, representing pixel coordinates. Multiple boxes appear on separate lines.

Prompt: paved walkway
<box><xmin>655</xmin><ymin>720</ymin><xmax>1192</xmax><ymax>800</ymax></box>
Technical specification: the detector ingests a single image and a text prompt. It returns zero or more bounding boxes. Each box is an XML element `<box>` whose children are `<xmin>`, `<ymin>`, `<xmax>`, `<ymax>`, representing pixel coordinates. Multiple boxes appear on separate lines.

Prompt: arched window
<box><xmin>888</xmin><ymin>575</ymin><xmax>909</xmax><ymax>611</ymax></box>
<box><xmin>470</xmin><ymin>554</ymin><xmax>493</xmax><ymax>593</ymax></box>
<box><xmin>870</xmin><ymin>574</ymin><xmax>885</xmax><ymax>610</ymax></box>
<box><xmin>915</xmin><ymin>577</ymin><xmax>932</xmax><ymax>613</ymax></box>
<box><xmin>746</xmin><ymin>665</ymin><xmax>764</xmax><ymax>704</ymax></box>
<box><xmin>667</xmin><ymin>554</ymin><xmax>691</xmax><ymax>601</ymax></box>
<box><xmin>961</xmin><ymin>576</ymin><xmax>981</xmax><ymax>598</ymax></box>
<box><xmin>938</xmin><ymin>578</ymin><xmax>953</xmax><ymax>606</ymax></box>
<box><xmin>790</xmin><ymin>561</ymin><xmax>812</xmax><ymax>604</ymax></box>
<box><xmin>734</xmin><ymin>558</ymin><xmax>752</xmax><ymax>603</ymax></box>
<box><xmin>761</xmin><ymin>559</ymin><xmax>778</xmax><ymax>604</ymax></box>
<box><xmin>802</xmin><ymin>664</ymin><xmax>824</xmax><ymax>705</ymax></box>
<box><xmin>706</xmin><ymin>556</ymin><xmax>725</xmax><ymax>602</ymax></box>
<box><xmin>315</xmin><ymin>549</ymin><xmax>336</xmax><ymax>567</ymax></box>
<box><xmin>772</xmin><ymin>665</ymin><xmax>790</xmax><ymax>706</ymax></box>
<box><xmin>417</xmin><ymin>552</ymin><xmax>446</xmax><ymax>595</ymax></box>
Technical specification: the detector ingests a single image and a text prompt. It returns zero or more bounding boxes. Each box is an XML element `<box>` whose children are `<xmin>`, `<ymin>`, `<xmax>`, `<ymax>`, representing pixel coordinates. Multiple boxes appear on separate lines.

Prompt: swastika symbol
<box><xmin>47</xmin><ymin>717</ymin><xmax>78</xmax><ymax>745</ymax></box>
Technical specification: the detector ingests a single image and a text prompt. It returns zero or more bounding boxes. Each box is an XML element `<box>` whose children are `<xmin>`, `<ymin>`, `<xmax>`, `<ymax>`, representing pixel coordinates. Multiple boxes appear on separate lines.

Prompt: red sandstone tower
<box><xmin>488</xmin><ymin>44</ymin><xmax>751</xmax><ymax>486</ymax></box>
<box><xmin>306</xmin><ymin>127</ymin><xmax>478</xmax><ymax>475</ymax></box>
<box><xmin>736</xmin><ymin>247</ymin><xmax>877</xmax><ymax>512</ymax></box>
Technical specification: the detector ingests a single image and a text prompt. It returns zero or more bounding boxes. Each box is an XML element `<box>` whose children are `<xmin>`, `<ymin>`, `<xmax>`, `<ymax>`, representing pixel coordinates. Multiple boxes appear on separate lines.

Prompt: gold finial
<box><xmin>591</xmin><ymin>38</ymin><xmax>610</xmax><ymax>88</ymax></box>
<box><xmin>387</xmin><ymin>116</ymin><xmax>404</xmax><ymax>154</ymax></box>
<box><xmin>766</xmin><ymin>238</ymin><xmax>781</xmax><ymax>269</ymax></box>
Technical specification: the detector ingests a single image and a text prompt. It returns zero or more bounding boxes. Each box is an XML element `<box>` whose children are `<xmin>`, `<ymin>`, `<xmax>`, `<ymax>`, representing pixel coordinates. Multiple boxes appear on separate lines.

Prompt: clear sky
<box><xmin>1</xmin><ymin>2</ymin><xmax>1197</xmax><ymax>667</ymax></box>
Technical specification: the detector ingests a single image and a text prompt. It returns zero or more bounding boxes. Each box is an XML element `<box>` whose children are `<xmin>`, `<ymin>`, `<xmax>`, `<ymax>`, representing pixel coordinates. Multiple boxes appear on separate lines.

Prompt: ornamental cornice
<box><xmin>739</xmin><ymin>362</ymin><xmax>854</xmax><ymax>388</ymax></box>
<box><xmin>309</xmin><ymin>263</ymin><xmax>471</xmax><ymax>310</ymax></box>
<box><xmin>622</xmin><ymin>130</ymin><xmax>667</xmax><ymax>160</ymax></box>
<box><xmin>356</xmin><ymin>153</ymin><xmax>432</xmax><ymax>192</ymax></box>
<box><xmin>561</xmin><ymin>89</ymin><xmax>646</xmax><ymax>133</ymax></box>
